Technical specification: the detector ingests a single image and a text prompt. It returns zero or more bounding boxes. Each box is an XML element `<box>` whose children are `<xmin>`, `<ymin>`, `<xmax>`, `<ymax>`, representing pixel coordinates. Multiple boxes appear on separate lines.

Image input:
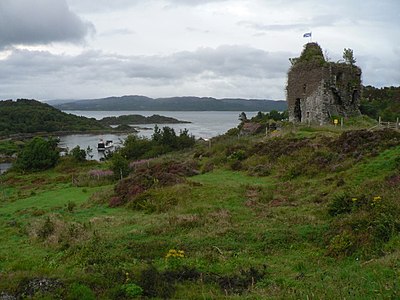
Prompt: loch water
<box><xmin>58</xmin><ymin>111</ymin><xmax>258</xmax><ymax>160</ymax></box>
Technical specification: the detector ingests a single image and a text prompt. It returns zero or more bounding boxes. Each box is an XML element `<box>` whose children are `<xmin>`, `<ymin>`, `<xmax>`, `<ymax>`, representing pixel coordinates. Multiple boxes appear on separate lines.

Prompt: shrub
<box><xmin>121</xmin><ymin>283</ymin><xmax>143</xmax><ymax>297</ymax></box>
<box><xmin>328</xmin><ymin>192</ymin><xmax>353</xmax><ymax>216</ymax></box>
<box><xmin>327</xmin><ymin>190</ymin><xmax>400</xmax><ymax>258</ymax></box>
<box><xmin>15</xmin><ymin>137</ymin><xmax>59</xmax><ymax>172</ymax></box>
<box><xmin>326</xmin><ymin>230</ymin><xmax>356</xmax><ymax>257</ymax></box>
<box><xmin>67</xmin><ymin>283</ymin><xmax>96</xmax><ymax>300</ymax></box>
<box><xmin>248</xmin><ymin>164</ymin><xmax>271</xmax><ymax>177</ymax></box>
<box><xmin>70</xmin><ymin>146</ymin><xmax>86</xmax><ymax>162</ymax></box>
<box><xmin>139</xmin><ymin>265</ymin><xmax>175</xmax><ymax>299</ymax></box>
<box><xmin>66</xmin><ymin>201</ymin><xmax>76</xmax><ymax>213</ymax></box>
<box><xmin>113</xmin><ymin>159</ymin><xmax>198</xmax><ymax>207</ymax></box>
<box><xmin>110</xmin><ymin>153</ymin><xmax>130</xmax><ymax>180</ymax></box>
<box><xmin>120</xmin><ymin>127</ymin><xmax>195</xmax><ymax>160</ymax></box>
<box><xmin>38</xmin><ymin>217</ymin><xmax>55</xmax><ymax>240</ymax></box>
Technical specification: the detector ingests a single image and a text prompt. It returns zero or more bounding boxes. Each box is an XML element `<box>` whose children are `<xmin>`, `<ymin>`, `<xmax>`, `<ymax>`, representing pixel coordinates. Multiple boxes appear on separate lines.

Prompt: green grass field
<box><xmin>0</xmin><ymin>128</ymin><xmax>399</xmax><ymax>299</ymax></box>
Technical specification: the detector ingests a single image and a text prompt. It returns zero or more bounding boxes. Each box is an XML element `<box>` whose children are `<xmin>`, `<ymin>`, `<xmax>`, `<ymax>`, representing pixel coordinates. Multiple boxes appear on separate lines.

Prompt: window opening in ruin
<box><xmin>303</xmin><ymin>84</ymin><xmax>307</xmax><ymax>93</ymax></box>
<box><xmin>294</xmin><ymin>98</ymin><xmax>302</xmax><ymax>122</ymax></box>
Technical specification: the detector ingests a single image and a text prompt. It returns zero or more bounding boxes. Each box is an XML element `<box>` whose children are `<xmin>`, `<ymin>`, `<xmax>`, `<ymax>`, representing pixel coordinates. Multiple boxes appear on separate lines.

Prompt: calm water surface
<box><xmin>59</xmin><ymin>111</ymin><xmax>258</xmax><ymax>160</ymax></box>
<box><xmin>0</xmin><ymin>163</ymin><xmax>12</xmax><ymax>174</ymax></box>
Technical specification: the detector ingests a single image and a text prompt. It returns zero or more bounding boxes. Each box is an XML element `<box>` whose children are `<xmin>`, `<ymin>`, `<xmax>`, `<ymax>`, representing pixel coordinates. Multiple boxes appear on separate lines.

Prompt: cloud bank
<box><xmin>0</xmin><ymin>0</ymin><xmax>93</xmax><ymax>49</ymax></box>
<box><xmin>0</xmin><ymin>46</ymin><xmax>292</xmax><ymax>100</ymax></box>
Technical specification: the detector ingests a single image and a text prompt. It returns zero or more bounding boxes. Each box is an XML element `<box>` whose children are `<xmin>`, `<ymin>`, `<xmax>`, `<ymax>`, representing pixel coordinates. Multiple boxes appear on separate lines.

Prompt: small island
<box><xmin>100</xmin><ymin>114</ymin><xmax>191</xmax><ymax>126</ymax></box>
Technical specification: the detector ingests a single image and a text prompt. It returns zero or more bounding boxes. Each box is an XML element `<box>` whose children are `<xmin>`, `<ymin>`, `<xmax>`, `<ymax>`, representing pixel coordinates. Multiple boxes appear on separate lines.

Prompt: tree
<box><xmin>343</xmin><ymin>48</ymin><xmax>356</xmax><ymax>65</ymax></box>
<box><xmin>15</xmin><ymin>137</ymin><xmax>59</xmax><ymax>171</ymax></box>
<box><xmin>239</xmin><ymin>112</ymin><xmax>248</xmax><ymax>123</ymax></box>
<box><xmin>110</xmin><ymin>152</ymin><xmax>130</xmax><ymax>180</ymax></box>
<box><xmin>269</xmin><ymin>110</ymin><xmax>282</xmax><ymax>121</ymax></box>
<box><xmin>70</xmin><ymin>145</ymin><xmax>86</xmax><ymax>162</ymax></box>
<box><xmin>177</xmin><ymin>128</ymin><xmax>196</xmax><ymax>149</ymax></box>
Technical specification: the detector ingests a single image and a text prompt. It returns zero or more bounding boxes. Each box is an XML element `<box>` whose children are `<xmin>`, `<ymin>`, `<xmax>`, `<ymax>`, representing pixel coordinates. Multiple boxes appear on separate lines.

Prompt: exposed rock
<box><xmin>17</xmin><ymin>278</ymin><xmax>63</xmax><ymax>298</ymax></box>
<box><xmin>0</xmin><ymin>292</ymin><xmax>16</xmax><ymax>300</ymax></box>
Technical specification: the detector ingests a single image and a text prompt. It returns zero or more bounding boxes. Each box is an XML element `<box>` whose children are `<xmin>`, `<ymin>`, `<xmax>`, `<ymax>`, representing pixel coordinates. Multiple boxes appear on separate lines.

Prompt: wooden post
<box><xmin>378</xmin><ymin>116</ymin><xmax>381</xmax><ymax>127</ymax></box>
<box><xmin>396</xmin><ymin>118</ymin><xmax>399</xmax><ymax>130</ymax></box>
<box><xmin>341</xmin><ymin>118</ymin><xmax>344</xmax><ymax>128</ymax></box>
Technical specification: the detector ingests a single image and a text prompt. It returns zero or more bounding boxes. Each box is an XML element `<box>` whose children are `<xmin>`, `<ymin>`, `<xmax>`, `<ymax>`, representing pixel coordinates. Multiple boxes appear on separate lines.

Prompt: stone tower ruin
<box><xmin>286</xmin><ymin>43</ymin><xmax>362</xmax><ymax>124</ymax></box>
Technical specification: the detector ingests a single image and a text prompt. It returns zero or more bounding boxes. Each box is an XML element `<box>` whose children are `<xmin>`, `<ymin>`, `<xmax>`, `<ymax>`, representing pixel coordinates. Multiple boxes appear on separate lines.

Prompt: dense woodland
<box><xmin>360</xmin><ymin>86</ymin><xmax>400</xmax><ymax>121</ymax></box>
<box><xmin>0</xmin><ymin>99</ymin><xmax>106</xmax><ymax>136</ymax></box>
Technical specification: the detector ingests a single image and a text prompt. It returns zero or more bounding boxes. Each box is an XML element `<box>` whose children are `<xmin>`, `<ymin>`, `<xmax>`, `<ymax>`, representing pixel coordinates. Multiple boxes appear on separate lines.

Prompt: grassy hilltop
<box><xmin>0</xmin><ymin>120</ymin><xmax>400</xmax><ymax>298</ymax></box>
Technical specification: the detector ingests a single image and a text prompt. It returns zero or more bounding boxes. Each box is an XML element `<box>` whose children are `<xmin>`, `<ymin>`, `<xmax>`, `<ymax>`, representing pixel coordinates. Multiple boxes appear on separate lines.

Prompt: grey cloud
<box><xmin>238</xmin><ymin>21</ymin><xmax>308</xmax><ymax>32</ymax></box>
<box><xmin>68</xmin><ymin>0</ymin><xmax>227</xmax><ymax>12</ymax></box>
<box><xmin>0</xmin><ymin>0</ymin><xmax>94</xmax><ymax>49</ymax></box>
<box><xmin>0</xmin><ymin>46</ymin><xmax>292</xmax><ymax>99</ymax></box>
<box><xmin>120</xmin><ymin>45</ymin><xmax>292</xmax><ymax>80</ymax></box>
<box><xmin>185</xmin><ymin>27</ymin><xmax>211</xmax><ymax>34</ymax></box>
<box><xmin>166</xmin><ymin>0</ymin><xmax>228</xmax><ymax>6</ymax></box>
<box><xmin>99</xmin><ymin>29</ymin><xmax>136</xmax><ymax>37</ymax></box>
<box><xmin>1</xmin><ymin>44</ymin><xmax>397</xmax><ymax>100</ymax></box>
<box><xmin>67</xmin><ymin>0</ymin><xmax>139</xmax><ymax>13</ymax></box>
<box><xmin>237</xmin><ymin>14</ymin><xmax>338</xmax><ymax>33</ymax></box>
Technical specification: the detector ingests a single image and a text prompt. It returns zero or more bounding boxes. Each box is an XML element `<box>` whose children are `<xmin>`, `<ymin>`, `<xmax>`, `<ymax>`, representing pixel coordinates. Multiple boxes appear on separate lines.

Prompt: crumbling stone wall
<box><xmin>287</xmin><ymin>43</ymin><xmax>361</xmax><ymax>124</ymax></box>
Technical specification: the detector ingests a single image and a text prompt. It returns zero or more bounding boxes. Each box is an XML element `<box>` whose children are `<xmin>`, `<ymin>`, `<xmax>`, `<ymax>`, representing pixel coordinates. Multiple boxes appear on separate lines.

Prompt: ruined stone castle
<box><xmin>286</xmin><ymin>43</ymin><xmax>362</xmax><ymax>124</ymax></box>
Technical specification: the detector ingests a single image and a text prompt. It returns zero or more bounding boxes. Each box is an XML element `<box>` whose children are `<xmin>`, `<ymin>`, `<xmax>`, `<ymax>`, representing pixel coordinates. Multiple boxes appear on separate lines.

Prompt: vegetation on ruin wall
<box><xmin>0</xmin><ymin>121</ymin><xmax>399</xmax><ymax>298</ymax></box>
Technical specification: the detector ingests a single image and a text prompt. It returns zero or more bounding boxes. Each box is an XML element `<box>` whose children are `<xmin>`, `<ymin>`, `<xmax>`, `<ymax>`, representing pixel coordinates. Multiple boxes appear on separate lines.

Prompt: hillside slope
<box><xmin>0</xmin><ymin>126</ymin><xmax>399</xmax><ymax>298</ymax></box>
<box><xmin>0</xmin><ymin>99</ymin><xmax>107</xmax><ymax>136</ymax></box>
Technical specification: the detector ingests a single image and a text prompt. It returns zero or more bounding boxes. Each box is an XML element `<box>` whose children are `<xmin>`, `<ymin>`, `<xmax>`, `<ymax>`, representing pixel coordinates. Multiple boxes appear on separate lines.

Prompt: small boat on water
<box><xmin>97</xmin><ymin>139</ymin><xmax>114</xmax><ymax>151</ymax></box>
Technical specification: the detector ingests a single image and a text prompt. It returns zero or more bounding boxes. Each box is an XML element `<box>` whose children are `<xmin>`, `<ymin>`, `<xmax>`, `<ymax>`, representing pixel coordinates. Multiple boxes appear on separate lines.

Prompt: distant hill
<box><xmin>0</xmin><ymin>99</ymin><xmax>108</xmax><ymax>136</ymax></box>
<box><xmin>53</xmin><ymin>95</ymin><xmax>287</xmax><ymax>111</ymax></box>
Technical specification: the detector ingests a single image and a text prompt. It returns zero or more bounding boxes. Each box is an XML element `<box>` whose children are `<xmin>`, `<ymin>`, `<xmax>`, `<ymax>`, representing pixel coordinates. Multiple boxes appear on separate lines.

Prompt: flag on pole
<box><xmin>303</xmin><ymin>32</ymin><xmax>312</xmax><ymax>38</ymax></box>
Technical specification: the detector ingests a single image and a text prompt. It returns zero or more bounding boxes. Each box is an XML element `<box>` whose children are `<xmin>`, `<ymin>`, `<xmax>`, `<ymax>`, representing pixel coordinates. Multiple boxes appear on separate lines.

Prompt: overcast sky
<box><xmin>0</xmin><ymin>0</ymin><xmax>399</xmax><ymax>101</ymax></box>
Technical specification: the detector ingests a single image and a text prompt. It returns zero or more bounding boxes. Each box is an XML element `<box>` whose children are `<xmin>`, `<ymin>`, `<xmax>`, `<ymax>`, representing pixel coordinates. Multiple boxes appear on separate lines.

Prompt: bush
<box><xmin>66</xmin><ymin>201</ymin><xmax>77</xmax><ymax>213</ymax></box>
<box><xmin>67</xmin><ymin>283</ymin><xmax>96</xmax><ymax>300</ymax></box>
<box><xmin>113</xmin><ymin>159</ymin><xmax>198</xmax><ymax>208</ymax></box>
<box><xmin>70</xmin><ymin>146</ymin><xmax>86</xmax><ymax>162</ymax></box>
<box><xmin>110</xmin><ymin>153</ymin><xmax>130</xmax><ymax>180</ymax></box>
<box><xmin>327</xmin><ymin>190</ymin><xmax>400</xmax><ymax>258</ymax></box>
<box><xmin>15</xmin><ymin>137</ymin><xmax>59</xmax><ymax>171</ymax></box>
<box><xmin>139</xmin><ymin>265</ymin><xmax>175</xmax><ymax>299</ymax></box>
<box><xmin>121</xmin><ymin>283</ymin><xmax>143</xmax><ymax>298</ymax></box>
<box><xmin>120</xmin><ymin>127</ymin><xmax>195</xmax><ymax>160</ymax></box>
<box><xmin>328</xmin><ymin>192</ymin><xmax>353</xmax><ymax>216</ymax></box>
<box><xmin>38</xmin><ymin>217</ymin><xmax>55</xmax><ymax>240</ymax></box>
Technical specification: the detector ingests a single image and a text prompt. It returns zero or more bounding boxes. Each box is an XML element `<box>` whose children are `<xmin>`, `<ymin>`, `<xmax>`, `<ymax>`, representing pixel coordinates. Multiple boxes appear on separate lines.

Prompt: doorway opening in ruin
<box><xmin>352</xmin><ymin>89</ymin><xmax>359</xmax><ymax>104</ymax></box>
<box><xmin>294</xmin><ymin>98</ymin><xmax>302</xmax><ymax>122</ymax></box>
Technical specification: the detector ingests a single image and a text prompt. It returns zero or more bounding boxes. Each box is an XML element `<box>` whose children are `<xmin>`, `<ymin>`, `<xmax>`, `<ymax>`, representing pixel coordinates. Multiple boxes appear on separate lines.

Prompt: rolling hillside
<box><xmin>53</xmin><ymin>95</ymin><xmax>287</xmax><ymax>111</ymax></box>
